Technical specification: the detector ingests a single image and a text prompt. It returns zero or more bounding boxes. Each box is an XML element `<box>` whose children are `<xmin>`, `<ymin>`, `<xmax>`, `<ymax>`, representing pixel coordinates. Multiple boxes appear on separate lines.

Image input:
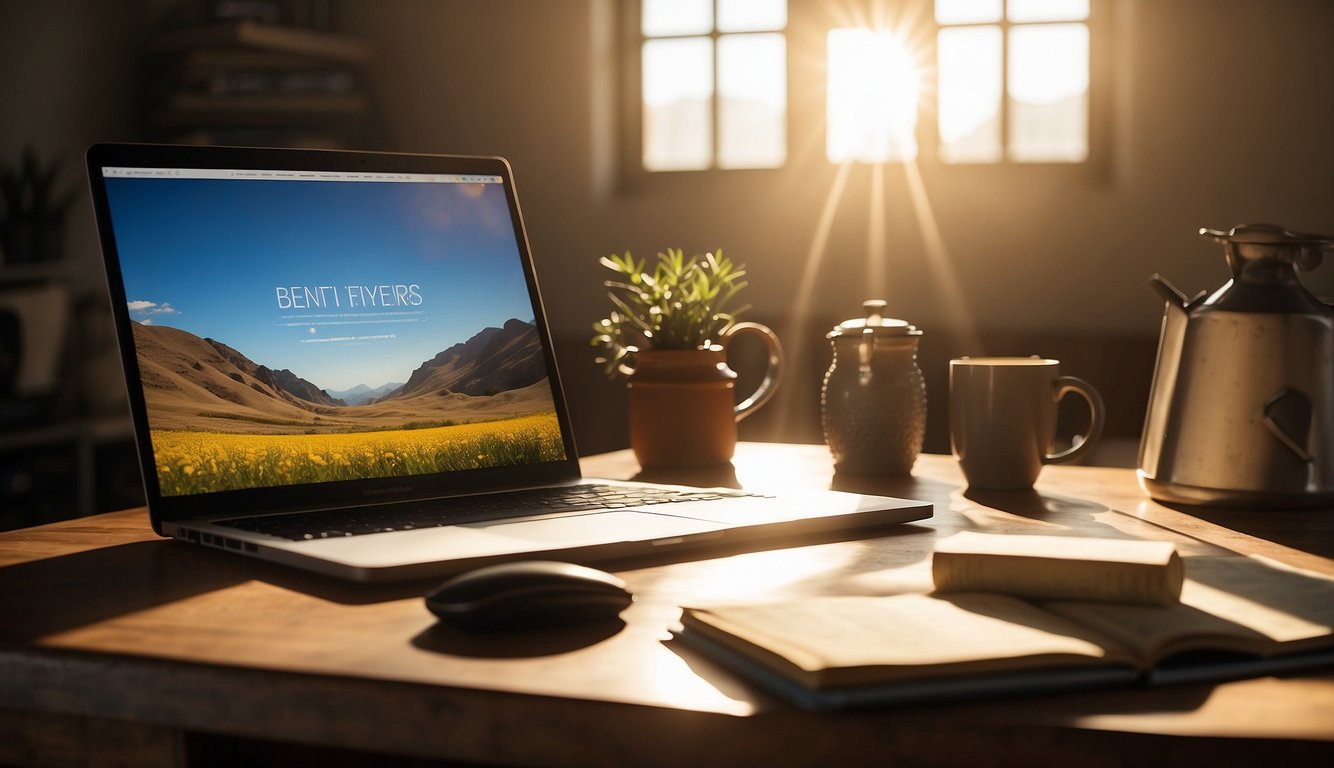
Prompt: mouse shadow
<box><xmin>410</xmin><ymin>618</ymin><xmax>626</xmax><ymax>658</ymax></box>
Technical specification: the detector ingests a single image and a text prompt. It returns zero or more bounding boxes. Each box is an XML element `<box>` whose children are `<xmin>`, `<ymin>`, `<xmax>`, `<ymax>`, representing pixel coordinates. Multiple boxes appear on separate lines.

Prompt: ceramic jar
<box><xmin>821</xmin><ymin>300</ymin><xmax>926</xmax><ymax>475</ymax></box>
<box><xmin>625</xmin><ymin>322</ymin><xmax>782</xmax><ymax>468</ymax></box>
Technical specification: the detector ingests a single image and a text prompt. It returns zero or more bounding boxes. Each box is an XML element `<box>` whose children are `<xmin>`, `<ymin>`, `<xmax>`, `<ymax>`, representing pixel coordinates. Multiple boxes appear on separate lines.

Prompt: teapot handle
<box><xmin>721</xmin><ymin>322</ymin><xmax>783</xmax><ymax>422</ymax></box>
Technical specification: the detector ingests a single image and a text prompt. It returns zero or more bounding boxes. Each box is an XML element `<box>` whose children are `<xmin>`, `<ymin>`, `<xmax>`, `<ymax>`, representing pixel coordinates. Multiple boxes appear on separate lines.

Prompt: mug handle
<box><xmin>1042</xmin><ymin>376</ymin><xmax>1105</xmax><ymax>465</ymax></box>
<box><xmin>721</xmin><ymin>322</ymin><xmax>783</xmax><ymax>422</ymax></box>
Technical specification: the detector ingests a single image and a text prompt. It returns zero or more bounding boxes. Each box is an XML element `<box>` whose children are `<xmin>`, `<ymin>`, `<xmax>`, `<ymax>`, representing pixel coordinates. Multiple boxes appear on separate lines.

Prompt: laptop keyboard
<box><xmin>216</xmin><ymin>484</ymin><xmax>755</xmax><ymax>541</ymax></box>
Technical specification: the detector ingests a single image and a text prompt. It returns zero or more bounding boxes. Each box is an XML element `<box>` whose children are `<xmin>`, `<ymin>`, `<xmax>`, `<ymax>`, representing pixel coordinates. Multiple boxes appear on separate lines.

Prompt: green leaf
<box><xmin>591</xmin><ymin>246</ymin><xmax>751</xmax><ymax>376</ymax></box>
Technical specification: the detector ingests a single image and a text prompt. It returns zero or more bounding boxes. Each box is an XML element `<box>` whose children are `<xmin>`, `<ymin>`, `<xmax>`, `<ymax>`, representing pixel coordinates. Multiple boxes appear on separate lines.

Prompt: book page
<box><xmin>681</xmin><ymin>593</ymin><xmax>1135</xmax><ymax>689</ymax></box>
<box><xmin>1042</xmin><ymin>555</ymin><xmax>1334</xmax><ymax>664</ymax></box>
<box><xmin>933</xmin><ymin>532</ymin><xmax>1183</xmax><ymax>605</ymax></box>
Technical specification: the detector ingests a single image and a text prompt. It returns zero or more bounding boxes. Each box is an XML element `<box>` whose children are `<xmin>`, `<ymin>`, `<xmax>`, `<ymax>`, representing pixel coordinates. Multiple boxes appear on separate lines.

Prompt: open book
<box><xmin>676</xmin><ymin>536</ymin><xmax>1334</xmax><ymax>710</ymax></box>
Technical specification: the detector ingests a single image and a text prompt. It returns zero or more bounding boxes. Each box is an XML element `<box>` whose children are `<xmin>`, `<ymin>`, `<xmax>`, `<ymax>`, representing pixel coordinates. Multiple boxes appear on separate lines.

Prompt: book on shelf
<box><xmin>198</xmin><ymin>69</ymin><xmax>358</xmax><ymax>97</ymax></box>
<box><xmin>142</xmin><ymin>16</ymin><xmax>374</xmax><ymax>147</ymax></box>
<box><xmin>175</xmin><ymin>47</ymin><xmax>343</xmax><ymax>77</ymax></box>
<box><xmin>153</xmin><ymin>20</ymin><xmax>372</xmax><ymax>63</ymax></box>
<box><xmin>156</xmin><ymin>92</ymin><xmax>369</xmax><ymax>129</ymax></box>
<box><xmin>166</xmin><ymin>128</ymin><xmax>351</xmax><ymax>150</ymax></box>
<box><xmin>675</xmin><ymin>534</ymin><xmax>1334</xmax><ymax>711</ymax></box>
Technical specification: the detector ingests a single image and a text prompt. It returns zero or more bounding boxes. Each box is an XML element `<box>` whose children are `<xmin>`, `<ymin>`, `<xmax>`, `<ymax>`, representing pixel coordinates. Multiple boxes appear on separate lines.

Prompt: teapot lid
<box><xmin>1196</xmin><ymin>224</ymin><xmax>1333</xmax><ymax>314</ymax></box>
<box><xmin>1201</xmin><ymin>223</ymin><xmax>1331</xmax><ymax>246</ymax></box>
<box><xmin>1201</xmin><ymin>223</ymin><xmax>1333</xmax><ymax>274</ymax></box>
<box><xmin>828</xmin><ymin>299</ymin><xmax>921</xmax><ymax>338</ymax></box>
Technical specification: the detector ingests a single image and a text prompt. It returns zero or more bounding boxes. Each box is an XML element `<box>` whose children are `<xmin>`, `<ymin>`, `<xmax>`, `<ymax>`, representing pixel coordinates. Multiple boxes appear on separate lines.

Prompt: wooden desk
<box><xmin>2</xmin><ymin>444</ymin><xmax>1333</xmax><ymax>766</ymax></box>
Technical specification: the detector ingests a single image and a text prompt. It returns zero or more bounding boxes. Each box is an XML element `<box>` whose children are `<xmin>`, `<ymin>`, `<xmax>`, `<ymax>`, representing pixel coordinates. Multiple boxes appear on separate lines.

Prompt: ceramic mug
<box><xmin>949</xmin><ymin>357</ymin><xmax>1105</xmax><ymax>490</ymax></box>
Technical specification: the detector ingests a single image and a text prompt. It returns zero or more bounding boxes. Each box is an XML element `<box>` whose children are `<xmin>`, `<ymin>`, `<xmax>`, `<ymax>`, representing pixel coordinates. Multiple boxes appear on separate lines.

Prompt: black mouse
<box><xmin>424</xmin><ymin>560</ymin><xmax>633</xmax><ymax>631</ymax></box>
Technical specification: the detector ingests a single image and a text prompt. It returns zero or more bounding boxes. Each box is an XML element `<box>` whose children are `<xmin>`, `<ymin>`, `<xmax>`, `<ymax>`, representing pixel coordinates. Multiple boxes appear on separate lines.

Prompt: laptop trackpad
<box><xmin>466</xmin><ymin>510</ymin><xmax>725</xmax><ymax>545</ymax></box>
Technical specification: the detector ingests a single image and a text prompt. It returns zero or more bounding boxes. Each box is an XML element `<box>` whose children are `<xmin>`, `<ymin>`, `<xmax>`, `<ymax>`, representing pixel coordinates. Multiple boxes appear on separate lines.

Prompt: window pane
<box><xmin>643</xmin><ymin>37</ymin><xmax>713</xmax><ymax>170</ymax></box>
<box><xmin>935</xmin><ymin>0</ymin><xmax>1002</xmax><ymax>24</ymax></box>
<box><xmin>826</xmin><ymin>29</ymin><xmax>920</xmax><ymax>163</ymax></box>
<box><xmin>1008</xmin><ymin>24</ymin><xmax>1088</xmax><ymax>162</ymax></box>
<box><xmin>718</xmin><ymin>33</ymin><xmax>786</xmax><ymax>168</ymax></box>
<box><xmin>938</xmin><ymin>26</ymin><xmax>1001</xmax><ymax>163</ymax></box>
<box><xmin>1008</xmin><ymin>0</ymin><xmax>1089</xmax><ymax>22</ymax></box>
<box><xmin>718</xmin><ymin>0</ymin><xmax>786</xmax><ymax>33</ymax></box>
<box><xmin>642</xmin><ymin>0</ymin><xmax>712</xmax><ymax>37</ymax></box>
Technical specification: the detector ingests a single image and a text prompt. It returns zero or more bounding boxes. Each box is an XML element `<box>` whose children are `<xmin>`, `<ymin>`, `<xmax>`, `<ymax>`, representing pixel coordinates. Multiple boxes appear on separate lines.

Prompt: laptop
<box><xmin>85</xmin><ymin>143</ymin><xmax>931</xmax><ymax>582</ymax></box>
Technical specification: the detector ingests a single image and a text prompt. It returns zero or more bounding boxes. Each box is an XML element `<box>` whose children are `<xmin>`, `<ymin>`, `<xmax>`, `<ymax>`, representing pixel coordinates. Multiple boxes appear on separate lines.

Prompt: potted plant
<box><xmin>591</xmin><ymin>248</ymin><xmax>782</xmax><ymax>468</ymax></box>
<box><xmin>0</xmin><ymin>146</ymin><xmax>75</xmax><ymax>265</ymax></box>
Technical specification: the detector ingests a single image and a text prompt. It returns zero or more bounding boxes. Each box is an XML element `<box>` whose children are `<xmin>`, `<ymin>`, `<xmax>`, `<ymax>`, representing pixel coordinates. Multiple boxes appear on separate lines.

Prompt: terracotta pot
<box><xmin>625</xmin><ymin>322</ymin><xmax>782</xmax><ymax>468</ymax></box>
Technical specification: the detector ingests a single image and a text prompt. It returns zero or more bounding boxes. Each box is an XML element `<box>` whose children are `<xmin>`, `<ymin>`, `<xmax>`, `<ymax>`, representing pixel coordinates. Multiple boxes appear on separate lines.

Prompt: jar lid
<box><xmin>828</xmin><ymin>299</ymin><xmax>921</xmax><ymax>338</ymax></box>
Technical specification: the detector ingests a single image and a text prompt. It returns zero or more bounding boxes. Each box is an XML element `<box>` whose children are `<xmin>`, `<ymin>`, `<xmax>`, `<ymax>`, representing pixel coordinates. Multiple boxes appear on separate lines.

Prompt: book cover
<box><xmin>676</xmin><ymin>545</ymin><xmax>1334</xmax><ymax>710</ymax></box>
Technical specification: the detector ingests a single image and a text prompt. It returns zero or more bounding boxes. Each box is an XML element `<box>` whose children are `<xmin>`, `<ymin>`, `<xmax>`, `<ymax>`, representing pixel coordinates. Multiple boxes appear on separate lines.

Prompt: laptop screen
<box><xmin>93</xmin><ymin>152</ymin><xmax>573</xmax><ymax>505</ymax></box>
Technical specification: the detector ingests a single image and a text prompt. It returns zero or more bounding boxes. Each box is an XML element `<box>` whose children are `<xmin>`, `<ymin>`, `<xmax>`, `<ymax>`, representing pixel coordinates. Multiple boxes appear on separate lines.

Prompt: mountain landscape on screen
<box><xmin>325</xmin><ymin>383</ymin><xmax>403</xmax><ymax>406</ymax></box>
<box><xmin>133</xmin><ymin>319</ymin><xmax>565</xmax><ymax>496</ymax></box>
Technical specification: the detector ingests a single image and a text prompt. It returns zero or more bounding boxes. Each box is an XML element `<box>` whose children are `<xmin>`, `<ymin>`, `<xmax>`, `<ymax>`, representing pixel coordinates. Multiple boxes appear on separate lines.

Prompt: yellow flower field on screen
<box><xmin>151</xmin><ymin>412</ymin><xmax>564</xmax><ymax>496</ymax></box>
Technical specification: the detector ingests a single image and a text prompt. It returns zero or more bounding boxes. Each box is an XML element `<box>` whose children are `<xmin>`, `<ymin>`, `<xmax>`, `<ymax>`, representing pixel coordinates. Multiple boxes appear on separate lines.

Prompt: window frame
<box><xmin>618</xmin><ymin>0</ymin><xmax>1112</xmax><ymax>185</ymax></box>
<box><xmin>919</xmin><ymin>0</ymin><xmax>1112</xmax><ymax>178</ymax></box>
<box><xmin>620</xmin><ymin>0</ymin><xmax>791</xmax><ymax>184</ymax></box>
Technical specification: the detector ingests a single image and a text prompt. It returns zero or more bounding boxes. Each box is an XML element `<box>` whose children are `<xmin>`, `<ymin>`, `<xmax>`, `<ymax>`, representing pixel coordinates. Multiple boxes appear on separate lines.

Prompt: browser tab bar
<box><xmin>100</xmin><ymin>167</ymin><xmax>504</xmax><ymax>184</ymax></box>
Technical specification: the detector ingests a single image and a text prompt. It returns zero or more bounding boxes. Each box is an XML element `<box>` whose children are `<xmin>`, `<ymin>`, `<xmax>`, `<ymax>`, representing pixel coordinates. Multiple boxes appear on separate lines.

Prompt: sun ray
<box><xmin>868</xmin><ymin>161</ymin><xmax>887</xmax><ymax>297</ymax></box>
<box><xmin>774</xmin><ymin>160</ymin><xmax>854</xmax><ymax>438</ymax></box>
<box><xmin>901</xmin><ymin>159</ymin><xmax>979</xmax><ymax>349</ymax></box>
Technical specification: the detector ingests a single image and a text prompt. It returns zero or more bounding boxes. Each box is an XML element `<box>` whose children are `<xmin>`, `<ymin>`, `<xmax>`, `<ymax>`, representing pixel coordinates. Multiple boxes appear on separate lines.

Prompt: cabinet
<box><xmin>0</xmin><ymin>418</ymin><xmax>140</xmax><ymax>531</ymax></box>
<box><xmin>0</xmin><ymin>262</ymin><xmax>141</xmax><ymax>531</ymax></box>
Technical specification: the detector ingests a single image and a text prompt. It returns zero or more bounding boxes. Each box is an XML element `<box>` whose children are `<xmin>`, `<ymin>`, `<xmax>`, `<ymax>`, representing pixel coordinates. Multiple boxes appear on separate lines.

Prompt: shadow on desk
<box><xmin>830</xmin><ymin>471</ymin><xmax>957</xmax><ymax>504</ymax></box>
<box><xmin>631</xmin><ymin>463</ymin><xmax>741</xmax><ymax>489</ymax></box>
<box><xmin>0</xmin><ymin>538</ymin><xmax>450</xmax><ymax>644</ymax></box>
<box><xmin>962</xmin><ymin>487</ymin><xmax>1112</xmax><ymax>525</ymax></box>
<box><xmin>1161</xmin><ymin>502</ymin><xmax>1334</xmax><ymax>561</ymax></box>
<box><xmin>0</xmin><ymin>540</ymin><xmax>248</xmax><ymax>642</ymax></box>
<box><xmin>0</xmin><ymin>519</ymin><xmax>937</xmax><ymax>644</ymax></box>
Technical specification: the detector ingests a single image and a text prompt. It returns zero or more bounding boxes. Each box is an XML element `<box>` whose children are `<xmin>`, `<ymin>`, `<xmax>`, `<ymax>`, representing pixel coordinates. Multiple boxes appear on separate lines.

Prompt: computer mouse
<box><xmin>424</xmin><ymin>560</ymin><xmax>633</xmax><ymax>631</ymax></box>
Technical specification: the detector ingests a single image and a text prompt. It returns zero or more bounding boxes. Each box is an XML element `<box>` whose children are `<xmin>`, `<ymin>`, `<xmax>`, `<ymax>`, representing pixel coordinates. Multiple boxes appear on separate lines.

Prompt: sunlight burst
<box><xmin>826</xmin><ymin>28</ymin><xmax>922</xmax><ymax>163</ymax></box>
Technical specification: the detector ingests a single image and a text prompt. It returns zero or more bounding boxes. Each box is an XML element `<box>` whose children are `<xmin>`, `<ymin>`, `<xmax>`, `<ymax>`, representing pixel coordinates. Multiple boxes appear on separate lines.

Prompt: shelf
<box><xmin>152</xmin><ymin>20</ymin><xmax>372</xmax><ymax>63</ymax></box>
<box><xmin>0</xmin><ymin>261</ymin><xmax>71</xmax><ymax>285</ymax></box>
<box><xmin>144</xmin><ymin>19</ymin><xmax>376</xmax><ymax>149</ymax></box>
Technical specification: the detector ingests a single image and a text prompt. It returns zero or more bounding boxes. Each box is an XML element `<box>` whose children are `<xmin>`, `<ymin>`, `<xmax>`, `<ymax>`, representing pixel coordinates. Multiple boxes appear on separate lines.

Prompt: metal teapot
<box><xmin>1138</xmin><ymin>224</ymin><xmax>1334</xmax><ymax>507</ymax></box>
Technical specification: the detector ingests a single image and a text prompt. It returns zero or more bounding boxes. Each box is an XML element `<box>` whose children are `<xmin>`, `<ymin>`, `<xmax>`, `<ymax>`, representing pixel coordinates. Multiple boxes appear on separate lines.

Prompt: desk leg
<box><xmin>0</xmin><ymin>706</ymin><xmax>185</xmax><ymax>768</ymax></box>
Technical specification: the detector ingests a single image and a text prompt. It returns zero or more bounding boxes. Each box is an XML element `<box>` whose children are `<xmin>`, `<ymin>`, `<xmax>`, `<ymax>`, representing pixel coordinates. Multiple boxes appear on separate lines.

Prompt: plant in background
<box><xmin>0</xmin><ymin>145</ymin><xmax>76</xmax><ymax>264</ymax></box>
<box><xmin>591</xmin><ymin>248</ymin><xmax>750</xmax><ymax>376</ymax></box>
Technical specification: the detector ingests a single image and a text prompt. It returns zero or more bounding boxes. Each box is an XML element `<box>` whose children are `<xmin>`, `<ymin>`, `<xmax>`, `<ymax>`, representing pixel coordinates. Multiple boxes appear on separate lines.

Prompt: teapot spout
<box><xmin>1149</xmin><ymin>274</ymin><xmax>1188</xmax><ymax>312</ymax></box>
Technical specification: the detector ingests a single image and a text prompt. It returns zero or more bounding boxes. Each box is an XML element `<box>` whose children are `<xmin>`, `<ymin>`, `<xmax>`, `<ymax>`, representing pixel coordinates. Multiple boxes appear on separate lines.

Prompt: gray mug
<box><xmin>949</xmin><ymin>357</ymin><xmax>1105</xmax><ymax>490</ymax></box>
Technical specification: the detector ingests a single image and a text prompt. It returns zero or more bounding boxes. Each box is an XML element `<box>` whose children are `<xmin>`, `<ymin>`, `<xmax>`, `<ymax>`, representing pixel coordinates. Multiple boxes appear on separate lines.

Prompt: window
<box><xmin>936</xmin><ymin>0</ymin><xmax>1090</xmax><ymax>163</ymax></box>
<box><xmin>630</xmin><ymin>0</ymin><xmax>1096</xmax><ymax>172</ymax></box>
<box><xmin>826</xmin><ymin>28</ymin><xmax>923</xmax><ymax>163</ymax></box>
<box><xmin>639</xmin><ymin>0</ymin><xmax>788</xmax><ymax>171</ymax></box>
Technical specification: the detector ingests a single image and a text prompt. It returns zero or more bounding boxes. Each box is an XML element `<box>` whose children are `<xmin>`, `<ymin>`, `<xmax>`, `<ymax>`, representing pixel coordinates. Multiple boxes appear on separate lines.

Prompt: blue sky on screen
<box><xmin>105</xmin><ymin>177</ymin><xmax>536</xmax><ymax>392</ymax></box>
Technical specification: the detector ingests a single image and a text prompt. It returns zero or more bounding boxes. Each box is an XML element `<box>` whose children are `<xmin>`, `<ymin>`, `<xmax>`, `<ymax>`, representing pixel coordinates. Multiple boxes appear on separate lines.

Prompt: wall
<box><xmin>0</xmin><ymin>2</ymin><xmax>145</xmax><ymax>292</ymax></box>
<box><xmin>3</xmin><ymin>0</ymin><xmax>1332</xmax><ymax>462</ymax></box>
<box><xmin>345</xmin><ymin>0</ymin><xmax>1334</xmax><ymax>454</ymax></box>
<box><xmin>0</xmin><ymin>0</ymin><xmax>147</xmax><ymax>406</ymax></box>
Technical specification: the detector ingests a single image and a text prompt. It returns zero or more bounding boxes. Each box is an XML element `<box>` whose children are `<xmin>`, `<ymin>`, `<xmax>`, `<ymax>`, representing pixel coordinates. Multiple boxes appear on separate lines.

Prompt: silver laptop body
<box><xmin>86</xmin><ymin>143</ymin><xmax>930</xmax><ymax>582</ymax></box>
